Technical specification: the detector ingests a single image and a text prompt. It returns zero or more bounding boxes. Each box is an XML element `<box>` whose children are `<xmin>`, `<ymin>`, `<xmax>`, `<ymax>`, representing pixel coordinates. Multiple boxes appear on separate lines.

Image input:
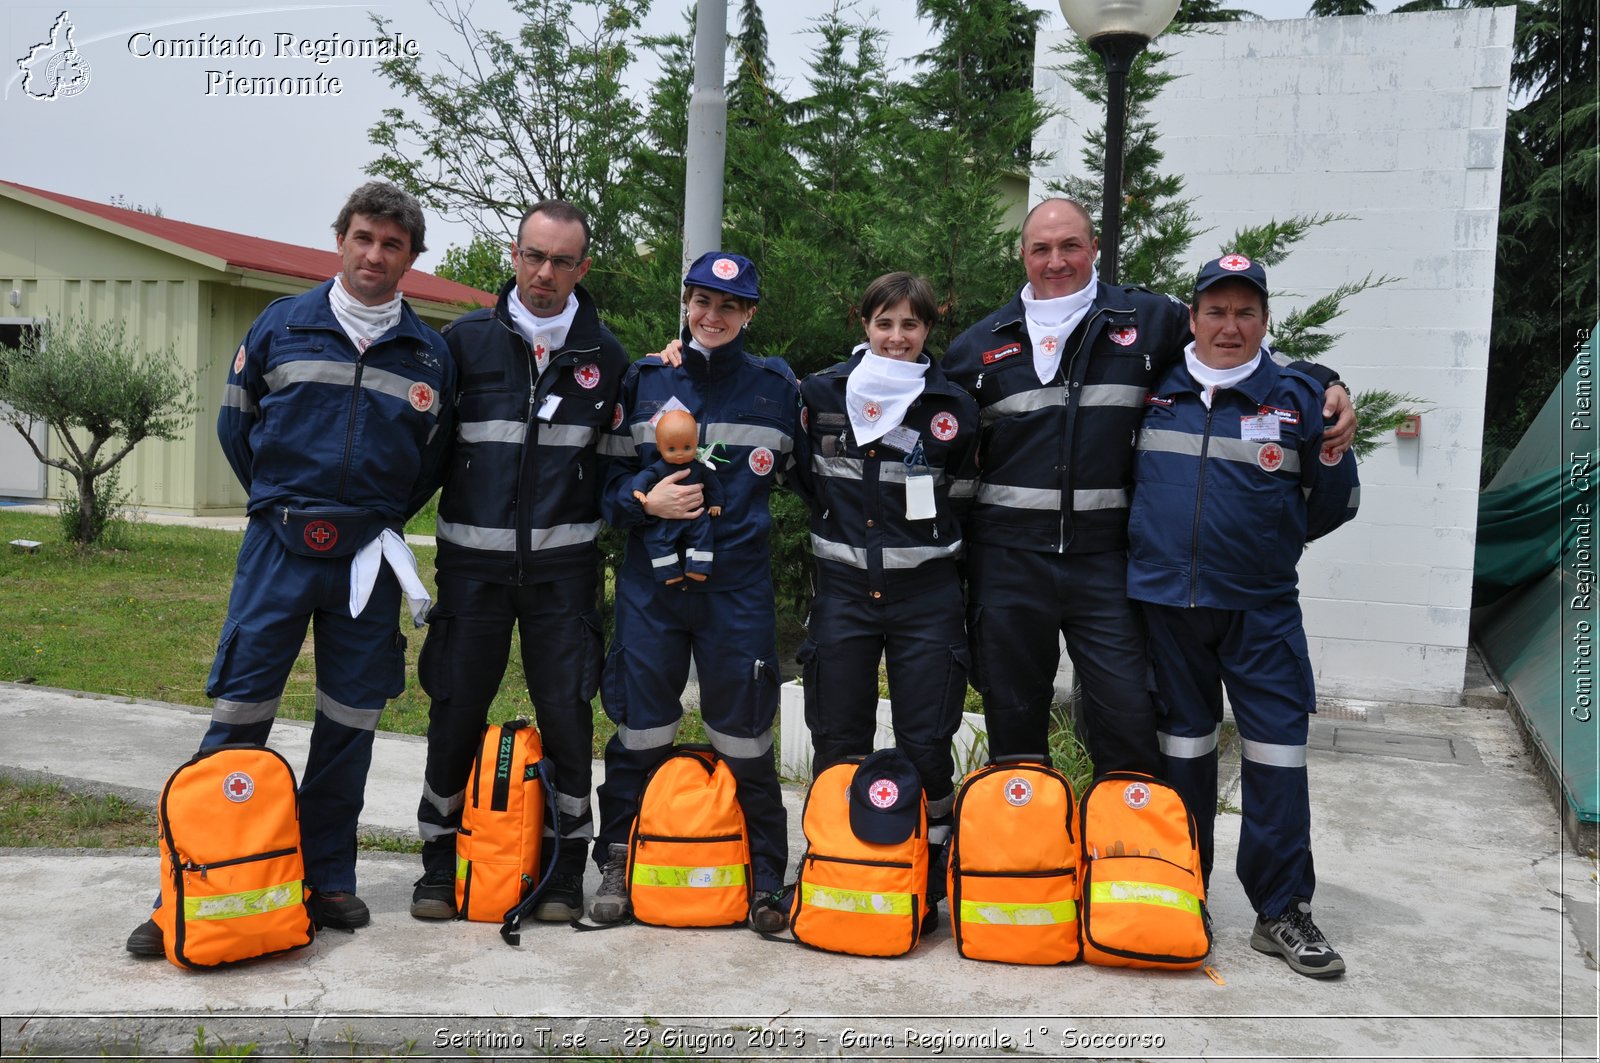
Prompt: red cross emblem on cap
<box><xmin>930</xmin><ymin>413</ymin><xmax>958</xmax><ymax>441</ymax></box>
<box><xmin>408</xmin><ymin>382</ymin><xmax>434</xmax><ymax>412</ymax></box>
<box><xmin>575</xmin><ymin>363</ymin><xmax>601</xmax><ymax>389</ymax></box>
<box><xmin>1219</xmin><ymin>253</ymin><xmax>1252</xmax><ymax>272</ymax></box>
<box><xmin>1258</xmin><ymin>442</ymin><xmax>1285</xmax><ymax>472</ymax></box>
<box><xmin>1040</xmin><ymin>335</ymin><xmax>1058</xmax><ymax>355</ymax></box>
<box><xmin>712</xmin><ymin>257</ymin><xmax>740</xmax><ymax>280</ymax></box>
<box><xmin>304</xmin><ymin>520</ymin><xmax>338</xmax><ymax>552</ymax></box>
<box><xmin>749</xmin><ymin>447</ymin><xmax>775</xmax><ymax>475</ymax></box>
<box><xmin>869</xmin><ymin>778</ymin><xmax>899</xmax><ymax>809</ymax></box>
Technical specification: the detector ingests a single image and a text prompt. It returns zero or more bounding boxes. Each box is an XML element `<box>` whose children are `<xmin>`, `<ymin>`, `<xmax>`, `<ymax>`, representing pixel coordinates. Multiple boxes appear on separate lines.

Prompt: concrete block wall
<box><xmin>1032</xmin><ymin>9</ymin><xmax>1515</xmax><ymax>703</ymax></box>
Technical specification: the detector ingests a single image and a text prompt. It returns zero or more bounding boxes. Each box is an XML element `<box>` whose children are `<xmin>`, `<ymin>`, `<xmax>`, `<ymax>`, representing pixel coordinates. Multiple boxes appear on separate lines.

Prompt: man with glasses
<box><xmin>410</xmin><ymin>200</ymin><xmax>628</xmax><ymax>923</ymax></box>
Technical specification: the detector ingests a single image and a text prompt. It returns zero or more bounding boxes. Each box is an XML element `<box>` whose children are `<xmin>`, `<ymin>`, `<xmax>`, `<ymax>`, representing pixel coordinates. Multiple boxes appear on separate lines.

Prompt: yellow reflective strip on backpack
<box><xmin>800</xmin><ymin>880</ymin><xmax>912</xmax><ymax>916</ymax></box>
<box><xmin>1089</xmin><ymin>879</ymin><xmax>1201</xmax><ymax>916</ymax></box>
<box><xmin>183</xmin><ymin>880</ymin><xmax>303</xmax><ymax>921</ymax></box>
<box><xmin>631</xmin><ymin>862</ymin><xmax>747</xmax><ymax>888</ymax></box>
<box><xmin>959</xmin><ymin>897</ymin><xmax>1077</xmax><ymax>926</ymax></box>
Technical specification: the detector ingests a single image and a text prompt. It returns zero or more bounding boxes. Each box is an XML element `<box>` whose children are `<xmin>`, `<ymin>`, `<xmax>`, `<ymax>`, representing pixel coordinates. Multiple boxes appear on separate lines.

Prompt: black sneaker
<box><xmin>920</xmin><ymin>900</ymin><xmax>942</xmax><ymax>938</ymax></box>
<box><xmin>1250</xmin><ymin>899</ymin><xmax>1346</xmax><ymax>978</ymax></box>
<box><xmin>749</xmin><ymin>889</ymin><xmax>790</xmax><ymax>934</ymax></box>
<box><xmin>410</xmin><ymin>869</ymin><xmax>456</xmax><ymax>921</ymax></box>
<box><xmin>533</xmin><ymin>871</ymin><xmax>584</xmax><ymax>922</ymax></box>
<box><xmin>125</xmin><ymin>918</ymin><xmax>163</xmax><ymax>958</ymax></box>
<box><xmin>589</xmin><ymin>843</ymin><xmax>631</xmax><ymax>924</ymax></box>
<box><xmin>311</xmin><ymin>890</ymin><xmax>371</xmax><ymax>930</ymax></box>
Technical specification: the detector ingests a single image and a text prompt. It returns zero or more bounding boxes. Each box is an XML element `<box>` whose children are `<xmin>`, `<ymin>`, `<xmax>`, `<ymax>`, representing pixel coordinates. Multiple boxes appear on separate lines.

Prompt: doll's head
<box><xmin>655</xmin><ymin>409</ymin><xmax>699</xmax><ymax>465</ymax></box>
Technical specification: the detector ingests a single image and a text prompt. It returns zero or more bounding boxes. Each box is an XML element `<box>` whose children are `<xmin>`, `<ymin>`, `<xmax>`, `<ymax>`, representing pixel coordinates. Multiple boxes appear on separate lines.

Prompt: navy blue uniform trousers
<box><xmin>597</xmin><ymin>572</ymin><xmax>786</xmax><ymax>892</ymax></box>
<box><xmin>1144</xmin><ymin>597</ymin><xmax>1317</xmax><ymax>920</ymax></box>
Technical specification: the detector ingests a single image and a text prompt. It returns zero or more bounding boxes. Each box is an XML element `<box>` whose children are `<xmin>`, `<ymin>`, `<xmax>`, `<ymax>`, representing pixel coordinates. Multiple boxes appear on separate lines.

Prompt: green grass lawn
<box><xmin>0</xmin><ymin>510</ymin><xmax>606</xmax><ymax>747</ymax></box>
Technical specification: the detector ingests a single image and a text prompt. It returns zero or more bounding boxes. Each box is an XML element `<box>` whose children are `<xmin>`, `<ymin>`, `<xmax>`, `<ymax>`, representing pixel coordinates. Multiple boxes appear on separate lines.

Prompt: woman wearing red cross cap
<box><xmin>592</xmin><ymin>250</ymin><xmax>811</xmax><ymax>935</ymax></box>
<box><xmin>794</xmin><ymin>271</ymin><xmax>981</xmax><ymax>934</ymax></box>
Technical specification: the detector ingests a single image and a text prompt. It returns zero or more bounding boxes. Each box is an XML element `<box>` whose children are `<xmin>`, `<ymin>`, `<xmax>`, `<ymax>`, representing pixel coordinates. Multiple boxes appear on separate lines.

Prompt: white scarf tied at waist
<box><xmin>349</xmin><ymin>529</ymin><xmax>432</xmax><ymax>626</ymax></box>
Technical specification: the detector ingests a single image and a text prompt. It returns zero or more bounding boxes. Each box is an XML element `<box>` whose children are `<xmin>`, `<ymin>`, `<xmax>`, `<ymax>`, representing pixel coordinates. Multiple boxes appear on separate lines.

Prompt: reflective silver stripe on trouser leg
<box><xmin>212</xmin><ymin>696</ymin><xmax>281</xmax><ymax>725</ymax></box>
<box><xmin>419</xmin><ymin>780</ymin><xmax>464</xmax><ymax>842</ymax></box>
<box><xmin>616</xmin><ymin>719</ymin><xmax>681</xmax><ymax>751</ymax></box>
<box><xmin>1158</xmin><ymin>725</ymin><xmax>1221</xmax><ymax>760</ymax></box>
<box><xmin>547</xmin><ymin>790</ymin><xmax>595</xmax><ymax>842</ymax></box>
<box><xmin>316</xmin><ymin>688</ymin><xmax>384</xmax><ymax>731</ymax></box>
<box><xmin>1240</xmin><ymin>738</ymin><xmax>1308</xmax><ymax>768</ymax></box>
<box><xmin>703</xmin><ymin>722</ymin><xmax>774</xmax><ymax>760</ymax></box>
<box><xmin>926</xmin><ymin>791</ymin><xmax>956</xmax><ymax>846</ymax></box>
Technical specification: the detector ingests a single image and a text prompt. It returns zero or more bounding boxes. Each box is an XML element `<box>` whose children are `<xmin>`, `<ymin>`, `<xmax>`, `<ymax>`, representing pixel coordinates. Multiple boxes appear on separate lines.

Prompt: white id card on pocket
<box><xmin>905</xmin><ymin>471</ymin><xmax>936</xmax><ymax>520</ymax></box>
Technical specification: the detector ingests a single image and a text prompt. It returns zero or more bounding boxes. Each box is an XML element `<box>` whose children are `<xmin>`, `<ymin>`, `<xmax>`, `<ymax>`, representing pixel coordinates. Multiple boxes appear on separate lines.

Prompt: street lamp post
<box><xmin>1057</xmin><ymin>0</ymin><xmax>1181</xmax><ymax>284</ymax></box>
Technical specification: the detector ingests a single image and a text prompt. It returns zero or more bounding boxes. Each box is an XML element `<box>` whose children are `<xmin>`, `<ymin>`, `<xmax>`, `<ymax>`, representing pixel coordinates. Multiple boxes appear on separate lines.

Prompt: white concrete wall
<box><xmin>1032</xmin><ymin>9</ymin><xmax>1515</xmax><ymax>704</ymax></box>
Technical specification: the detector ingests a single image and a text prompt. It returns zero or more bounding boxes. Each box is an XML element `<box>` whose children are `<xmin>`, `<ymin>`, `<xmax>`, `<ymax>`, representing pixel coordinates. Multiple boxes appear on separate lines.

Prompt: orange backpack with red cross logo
<box><xmin>946</xmin><ymin>756</ymin><xmax>1081</xmax><ymax>965</ymax></box>
<box><xmin>788</xmin><ymin>751</ymin><xmax>929</xmax><ymax>957</ymax></box>
<box><xmin>1078</xmin><ymin>771</ymin><xmax>1211</xmax><ymax>969</ymax></box>
<box><xmin>154</xmin><ymin>744</ymin><xmax>314</xmax><ymax>969</ymax></box>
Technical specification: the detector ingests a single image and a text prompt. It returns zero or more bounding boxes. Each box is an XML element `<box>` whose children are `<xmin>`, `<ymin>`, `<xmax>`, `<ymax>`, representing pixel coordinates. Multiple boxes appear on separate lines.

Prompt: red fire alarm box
<box><xmin>1396</xmin><ymin>414</ymin><xmax>1422</xmax><ymax>438</ymax></box>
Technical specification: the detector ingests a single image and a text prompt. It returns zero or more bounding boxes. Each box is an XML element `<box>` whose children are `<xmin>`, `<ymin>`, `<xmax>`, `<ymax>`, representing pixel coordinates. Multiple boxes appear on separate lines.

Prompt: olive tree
<box><xmin>0</xmin><ymin>314</ymin><xmax>195</xmax><ymax>545</ymax></box>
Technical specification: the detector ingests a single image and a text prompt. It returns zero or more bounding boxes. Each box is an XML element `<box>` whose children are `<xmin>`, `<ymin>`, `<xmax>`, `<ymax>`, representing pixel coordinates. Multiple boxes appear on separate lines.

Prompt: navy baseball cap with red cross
<box><xmin>683</xmin><ymin>251</ymin><xmax>761</xmax><ymax>302</ymax></box>
<box><xmin>1194</xmin><ymin>253</ymin><xmax>1269</xmax><ymax>298</ymax></box>
<box><xmin>848</xmin><ymin>748</ymin><xmax>922</xmax><ymax>845</ymax></box>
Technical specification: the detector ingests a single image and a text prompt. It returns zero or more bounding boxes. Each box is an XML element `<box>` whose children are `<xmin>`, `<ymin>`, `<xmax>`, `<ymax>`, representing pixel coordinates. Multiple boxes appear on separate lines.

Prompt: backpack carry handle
<box><xmin>499</xmin><ymin>758</ymin><xmax>561</xmax><ymax>946</ymax></box>
<box><xmin>990</xmin><ymin>753</ymin><xmax>1050</xmax><ymax>766</ymax></box>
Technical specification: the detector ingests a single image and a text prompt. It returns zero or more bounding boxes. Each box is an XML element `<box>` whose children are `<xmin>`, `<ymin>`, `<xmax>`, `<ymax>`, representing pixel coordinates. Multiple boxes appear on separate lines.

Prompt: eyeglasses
<box><xmin>514</xmin><ymin>246</ymin><xmax>585</xmax><ymax>273</ymax></box>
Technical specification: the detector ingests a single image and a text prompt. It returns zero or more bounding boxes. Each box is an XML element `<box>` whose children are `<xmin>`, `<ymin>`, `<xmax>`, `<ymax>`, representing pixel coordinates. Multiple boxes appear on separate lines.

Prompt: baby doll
<box><xmin>627</xmin><ymin>408</ymin><xmax>724</xmax><ymax>583</ymax></box>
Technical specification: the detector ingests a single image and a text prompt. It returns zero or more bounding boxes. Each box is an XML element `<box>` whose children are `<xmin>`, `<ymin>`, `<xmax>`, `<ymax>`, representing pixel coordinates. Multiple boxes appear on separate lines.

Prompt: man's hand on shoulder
<box><xmin>1322</xmin><ymin>382</ymin><xmax>1356</xmax><ymax>457</ymax></box>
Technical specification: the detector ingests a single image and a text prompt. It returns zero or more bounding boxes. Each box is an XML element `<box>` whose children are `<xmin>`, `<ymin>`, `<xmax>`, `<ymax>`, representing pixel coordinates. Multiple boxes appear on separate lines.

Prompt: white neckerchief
<box><xmin>350</xmin><ymin>529</ymin><xmax>431</xmax><ymax>626</ymax></box>
<box><xmin>845</xmin><ymin>344</ymin><xmax>930</xmax><ymax>445</ymax></box>
<box><xmin>508</xmin><ymin>291</ymin><xmax>578</xmax><ymax>375</ymax></box>
<box><xmin>1184</xmin><ymin>342</ymin><xmax>1264</xmax><ymax>408</ymax></box>
<box><xmin>1021</xmin><ymin>270</ymin><xmax>1098</xmax><ymax>385</ymax></box>
<box><xmin>329</xmin><ymin>276</ymin><xmax>402</xmax><ymax>353</ymax></box>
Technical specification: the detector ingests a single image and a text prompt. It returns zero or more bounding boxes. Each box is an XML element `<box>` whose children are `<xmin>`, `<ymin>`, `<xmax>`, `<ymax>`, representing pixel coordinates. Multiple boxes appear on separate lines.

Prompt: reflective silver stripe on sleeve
<box><xmin>316</xmin><ymin>688</ymin><xmax>383</xmax><ymax>731</ymax></box>
<box><xmin>529</xmin><ymin>521</ymin><xmax>603</xmax><ymax>551</ymax></box>
<box><xmin>617</xmin><ymin>720</ymin><xmax>680</xmax><ymax>752</ymax></box>
<box><xmin>1241</xmin><ymin>738</ymin><xmax>1308</xmax><ymax>768</ymax></box>
<box><xmin>264</xmin><ymin>360</ymin><xmax>356</xmax><ymax>391</ymax></box>
<box><xmin>811</xmin><ymin>537</ymin><xmax>962</xmax><ymax>569</ymax></box>
<box><xmin>1075</xmin><ymin>488</ymin><xmax>1130</xmax><ymax>511</ymax></box>
<box><xmin>686</xmin><ymin>549</ymin><xmax>714</xmax><ymax>562</ymax></box>
<box><xmin>598</xmin><ymin>433</ymin><xmax>636</xmax><ymax>457</ymax></box>
<box><xmin>459</xmin><ymin>420</ymin><xmax>527</xmax><ymax>445</ymax></box>
<box><xmin>221</xmin><ymin>383</ymin><xmax>257</xmax><ymax>414</ymax></box>
<box><xmin>538</xmin><ymin>423</ymin><xmax>598</xmax><ymax>449</ymax></box>
<box><xmin>422</xmin><ymin>780</ymin><xmax>464</xmax><ymax>818</ymax></box>
<box><xmin>651</xmin><ymin>553</ymin><xmax>678</xmax><ymax>569</ymax></box>
<box><xmin>436</xmin><ymin>520</ymin><xmax>517</xmax><ymax>552</ymax></box>
<box><xmin>1139</xmin><ymin>429</ymin><xmax>1301</xmax><ymax>474</ymax></box>
<box><xmin>704</xmin><ymin>722</ymin><xmax>774</xmax><ymax>760</ymax></box>
<box><xmin>980</xmin><ymin>386</ymin><xmax>1067</xmax><ymax>424</ymax></box>
<box><xmin>975</xmin><ymin>482</ymin><xmax>1062</xmax><ymax>511</ymax></box>
<box><xmin>703</xmin><ymin>421</ymin><xmax>793</xmax><ymax>453</ymax></box>
<box><xmin>1158</xmin><ymin>726</ymin><xmax>1221</xmax><ymax>760</ymax></box>
<box><xmin>1348</xmin><ymin>486</ymin><xmax>1361</xmax><ymax>509</ymax></box>
<box><xmin>212</xmin><ymin>697</ymin><xmax>280</xmax><ymax>725</ymax></box>
<box><xmin>1078</xmin><ymin>384</ymin><xmax>1148</xmax><ymax>408</ymax></box>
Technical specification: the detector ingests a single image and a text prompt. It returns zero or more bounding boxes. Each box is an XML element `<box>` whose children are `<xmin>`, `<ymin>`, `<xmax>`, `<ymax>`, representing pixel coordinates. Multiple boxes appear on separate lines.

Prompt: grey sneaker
<box><xmin>1250</xmin><ymin>899</ymin><xmax>1346</xmax><ymax>978</ymax></box>
<box><xmin>588</xmin><ymin>843</ymin><xmax>631</xmax><ymax>924</ymax></box>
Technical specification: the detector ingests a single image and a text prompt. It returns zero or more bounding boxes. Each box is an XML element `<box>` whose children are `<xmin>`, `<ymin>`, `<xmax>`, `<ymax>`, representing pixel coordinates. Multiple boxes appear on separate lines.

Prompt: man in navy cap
<box><xmin>1126</xmin><ymin>253</ymin><xmax>1358</xmax><ymax>978</ymax></box>
<box><xmin>942</xmin><ymin>199</ymin><xmax>1356</xmax><ymax>780</ymax></box>
<box><xmin>591</xmin><ymin>251</ymin><xmax>809</xmax><ymax>933</ymax></box>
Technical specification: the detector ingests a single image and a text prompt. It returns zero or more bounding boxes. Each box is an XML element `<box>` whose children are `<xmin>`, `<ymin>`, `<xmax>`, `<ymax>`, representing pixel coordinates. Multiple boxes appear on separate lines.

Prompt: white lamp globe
<box><xmin>1058</xmin><ymin>0</ymin><xmax>1182</xmax><ymax>40</ymax></box>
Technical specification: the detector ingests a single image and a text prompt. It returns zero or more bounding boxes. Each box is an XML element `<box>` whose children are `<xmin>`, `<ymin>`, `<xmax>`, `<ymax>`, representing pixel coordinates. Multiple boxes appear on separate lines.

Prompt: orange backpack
<box><xmin>789</xmin><ymin>752</ymin><xmax>929</xmax><ymax>957</ymax></box>
<box><xmin>628</xmin><ymin>747</ymin><xmax>752</xmax><ymax>927</ymax></box>
<box><xmin>155</xmin><ymin>744</ymin><xmax>314</xmax><ymax>969</ymax></box>
<box><xmin>1078</xmin><ymin>771</ymin><xmax>1211</xmax><ymax>969</ymax></box>
<box><xmin>947</xmin><ymin>757</ymin><xmax>1080</xmax><ymax>964</ymax></box>
<box><xmin>456</xmin><ymin>717</ymin><xmax>558</xmax><ymax>944</ymax></box>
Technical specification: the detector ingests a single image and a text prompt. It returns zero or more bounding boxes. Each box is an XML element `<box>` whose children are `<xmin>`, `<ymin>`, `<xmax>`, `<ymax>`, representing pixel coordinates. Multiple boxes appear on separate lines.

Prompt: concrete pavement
<box><xmin>0</xmin><ymin>681</ymin><xmax>1596</xmax><ymax>1061</ymax></box>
